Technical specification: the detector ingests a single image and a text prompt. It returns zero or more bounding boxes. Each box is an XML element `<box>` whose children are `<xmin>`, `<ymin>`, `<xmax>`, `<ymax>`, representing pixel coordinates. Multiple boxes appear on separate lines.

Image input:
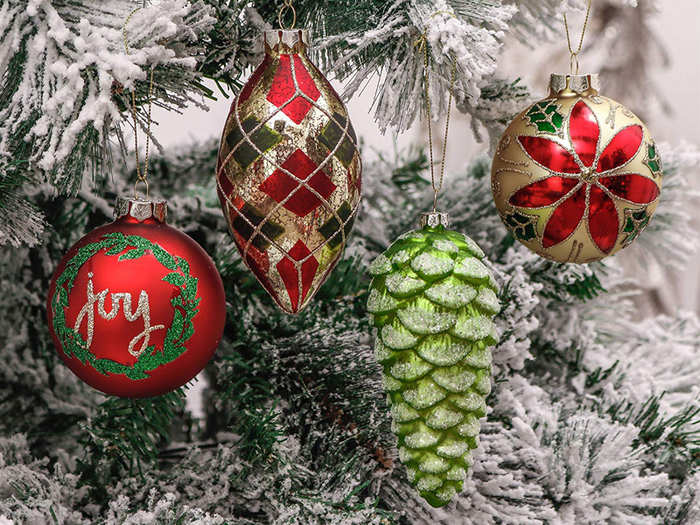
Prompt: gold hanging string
<box><xmin>415</xmin><ymin>16</ymin><xmax>457</xmax><ymax>213</ymax></box>
<box><xmin>563</xmin><ymin>0</ymin><xmax>592</xmax><ymax>75</ymax></box>
<box><xmin>278</xmin><ymin>0</ymin><xmax>297</xmax><ymax>30</ymax></box>
<box><xmin>123</xmin><ymin>8</ymin><xmax>156</xmax><ymax>199</ymax></box>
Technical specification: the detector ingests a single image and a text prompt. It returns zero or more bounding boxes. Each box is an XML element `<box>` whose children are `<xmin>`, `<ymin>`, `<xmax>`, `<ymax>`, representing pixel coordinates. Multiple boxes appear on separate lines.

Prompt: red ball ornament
<box><xmin>47</xmin><ymin>197</ymin><xmax>226</xmax><ymax>398</ymax></box>
<box><xmin>216</xmin><ymin>29</ymin><xmax>362</xmax><ymax>313</ymax></box>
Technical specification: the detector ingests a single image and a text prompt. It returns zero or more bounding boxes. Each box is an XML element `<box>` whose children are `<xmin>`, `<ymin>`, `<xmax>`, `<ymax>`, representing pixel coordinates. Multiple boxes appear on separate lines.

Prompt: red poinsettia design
<box><xmin>510</xmin><ymin>100</ymin><xmax>660</xmax><ymax>253</ymax></box>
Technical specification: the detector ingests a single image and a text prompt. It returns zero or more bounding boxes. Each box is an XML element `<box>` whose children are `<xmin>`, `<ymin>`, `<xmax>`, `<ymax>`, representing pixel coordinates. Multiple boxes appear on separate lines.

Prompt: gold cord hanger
<box><xmin>123</xmin><ymin>8</ymin><xmax>155</xmax><ymax>199</ymax></box>
<box><xmin>416</xmin><ymin>13</ymin><xmax>457</xmax><ymax>213</ymax></box>
<box><xmin>278</xmin><ymin>0</ymin><xmax>297</xmax><ymax>30</ymax></box>
<box><xmin>563</xmin><ymin>0</ymin><xmax>592</xmax><ymax>75</ymax></box>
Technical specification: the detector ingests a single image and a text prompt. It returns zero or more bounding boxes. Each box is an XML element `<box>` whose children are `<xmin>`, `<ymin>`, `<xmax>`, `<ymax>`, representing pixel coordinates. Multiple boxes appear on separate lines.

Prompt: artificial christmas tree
<box><xmin>0</xmin><ymin>1</ymin><xmax>699</xmax><ymax>524</ymax></box>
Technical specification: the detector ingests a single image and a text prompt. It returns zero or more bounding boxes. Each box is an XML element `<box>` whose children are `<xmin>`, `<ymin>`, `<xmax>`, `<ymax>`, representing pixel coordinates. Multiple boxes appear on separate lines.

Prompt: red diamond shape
<box><xmin>267</xmin><ymin>55</ymin><xmax>321</xmax><ymax>124</ymax></box>
<box><xmin>276</xmin><ymin>240</ymin><xmax>319</xmax><ymax>312</ymax></box>
<box><xmin>259</xmin><ymin>149</ymin><xmax>336</xmax><ymax>217</ymax></box>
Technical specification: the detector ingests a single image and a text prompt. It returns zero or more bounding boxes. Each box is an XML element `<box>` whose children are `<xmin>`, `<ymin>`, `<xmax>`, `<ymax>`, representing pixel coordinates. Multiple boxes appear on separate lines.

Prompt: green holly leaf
<box><xmin>162</xmin><ymin>272</ymin><xmax>186</xmax><ymax>287</ymax></box>
<box><xmin>105</xmin><ymin>244</ymin><xmax>126</xmax><ymax>256</ymax></box>
<box><xmin>151</xmin><ymin>245</ymin><xmax>177</xmax><ymax>270</ymax></box>
<box><xmin>167</xmin><ymin>310</ymin><xmax>185</xmax><ymax>341</ymax></box>
<box><xmin>118</xmin><ymin>248</ymin><xmax>145</xmax><ymax>261</ymax></box>
<box><xmin>181</xmin><ymin>324</ymin><xmax>195</xmax><ymax>342</ymax></box>
<box><xmin>134</xmin><ymin>347</ymin><xmax>161</xmax><ymax>371</ymax></box>
<box><xmin>183</xmin><ymin>276</ymin><xmax>199</xmax><ymax>300</ymax></box>
<box><xmin>125</xmin><ymin>368</ymin><xmax>150</xmax><ymax>380</ymax></box>
<box><xmin>177</xmin><ymin>256</ymin><xmax>191</xmax><ymax>275</ymax></box>
<box><xmin>526</xmin><ymin>100</ymin><xmax>564</xmax><ymax>134</ymax></box>
<box><xmin>59</xmin><ymin>287</ymin><xmax>69</xmax><ymax>307</ymax></box>
<box><xmin>644</xmin><ymin>143</ymin><xmax>662</xmax><ymax>177</ymax></box>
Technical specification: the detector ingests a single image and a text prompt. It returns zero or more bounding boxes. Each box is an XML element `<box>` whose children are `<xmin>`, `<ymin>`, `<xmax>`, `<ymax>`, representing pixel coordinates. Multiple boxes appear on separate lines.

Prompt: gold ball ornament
<box><xmin>491</xmin><ymin>74</ymin><xmax>663</xmax><ymax>263</ymax></box>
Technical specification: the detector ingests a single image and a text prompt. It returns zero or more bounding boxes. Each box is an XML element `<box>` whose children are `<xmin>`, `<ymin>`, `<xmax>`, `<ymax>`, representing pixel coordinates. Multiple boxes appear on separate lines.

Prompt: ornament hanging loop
<box><xmin>278</xmin><ymin>0</ymin><xmax>297</xmax><ymax>30</ymax></box>
<box><xmin>123</xmin><ymin>8</ymin><xmax>156</xmax><ymax>200</ymax></box>
<box><xmin>416</xmin><ymin>11</ymin><xmax>457</xmax><ymax>214</ymax></box>
<box><xmin>570</xmin><ymin>52</ymin><xmax>580</xmax><ymax>75</ymax></box>
<box><xmin>563</xmin><ymin>0</ymin><xmax>592</xmax><ymax>76</ymax></box>
<box><xmin>430</xmin><ymin>60</ymin><xmax>455</xmax><ymax>213</ymax></box>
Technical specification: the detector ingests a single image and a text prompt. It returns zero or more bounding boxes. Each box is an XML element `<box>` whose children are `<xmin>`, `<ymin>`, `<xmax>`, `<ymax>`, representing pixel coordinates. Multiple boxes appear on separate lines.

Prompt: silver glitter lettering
<box><xmin>73</xmin><ymin>273</ymin><xmax>165</xmax><ymax>358</ymax></box>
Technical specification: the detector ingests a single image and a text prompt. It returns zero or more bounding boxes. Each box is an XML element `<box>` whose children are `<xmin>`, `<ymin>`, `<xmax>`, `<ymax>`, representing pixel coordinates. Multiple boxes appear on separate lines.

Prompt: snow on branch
<box><xmin>0</xmin><ymin>0</ymin><xmax>216</xmax><ymax>189</ymax></box>
<box><xmin>314</xmin><ymin>0</ymin><xmax>517</xmax><ymax>133</ymax></box>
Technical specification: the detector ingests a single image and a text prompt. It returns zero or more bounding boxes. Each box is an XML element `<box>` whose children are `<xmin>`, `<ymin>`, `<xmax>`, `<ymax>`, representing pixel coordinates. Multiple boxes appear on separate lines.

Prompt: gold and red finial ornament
<box><xmin>46</xmin><ymin>9</ymin><xmax>226</xmax><ymax>398</ymax></box>
<box><xmin>215</xmin><ymin>0</ymin><xmax>362</xmax><ymax>314</ymax></box>
<box><xmin>491</xmin><ymin>0</ymin><xmax>663</xmax><ymax>263</ymax></box>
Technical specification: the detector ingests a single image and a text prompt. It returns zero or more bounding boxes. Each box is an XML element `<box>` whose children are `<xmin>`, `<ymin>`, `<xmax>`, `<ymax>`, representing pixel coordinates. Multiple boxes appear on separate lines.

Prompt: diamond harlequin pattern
<box><xmin>510</xmin><ymin>100</ymin><xmax>660</xmax><ymax>254</ymax></box>
<box><xmin>225</xmin><ymin>116</ymin><xmax>282</xmax><ymax>171</ymax></box>
<box><xmin>276</xmin><ymin>240</ymin><xmax>319</xmax><ymax>311</ymax></box>
<box><xmin>259</xmin><ymin>149</ymin><xmax>337</xmax><ymax>217</ymax></box>
<box><xmin>267</xmin><ymin>54</ymin><xmax>321</xmax><ymax>124</ymax></box>
<box><xmin>229</xmin><ymin>201</ymin><xmax>284</xmax><ymax>251</ymax></box>
<box><xmin>216</xmin><ymin>29</ymin><xmax>362</xmax><ymax>313</ymax></box>
<box><xmin>319</xmin><ymin>112</ymin><xmax>358</xmax><ymax>168</ymax></box>
<box><xmin>319</xmin><ymin>201</ymin><xmax>355</xmax><ymax>249</ymax></box>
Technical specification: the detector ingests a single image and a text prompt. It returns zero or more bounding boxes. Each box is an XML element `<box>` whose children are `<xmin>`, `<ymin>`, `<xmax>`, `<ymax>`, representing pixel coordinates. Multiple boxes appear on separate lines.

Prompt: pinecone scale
<box><xmin>368</xmin><ymin>225</ymin><xmax>499</xmax><ymax>507</ymax></box>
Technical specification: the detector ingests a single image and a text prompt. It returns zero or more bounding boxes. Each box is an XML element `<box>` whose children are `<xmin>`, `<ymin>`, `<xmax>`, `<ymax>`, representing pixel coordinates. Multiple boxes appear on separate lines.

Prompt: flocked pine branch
<box><xmin>254</xmin><ymin>0</ymin><xmax>593</xmax><ymax>138</ymax></box>
<box><xmin>0</xmin><ymin>0</ymin><xmax>649</xmax><ymax>248</ymax></box>
<box><xmin>1</xmin><ymin>135</ymin><xmax>699</xmax><ymax>523</ymax></box>
<box><xmin>0</xmin><ymin>0</ymin><xmax>262</xmax><ymax>246</ymax></box>
<box><xmin>1</xmin><ymin>2</ymin><xmax>699</xmax><ymax>523</ymax></box>
<box><xmin>589</xmin><ymin>0</ymin><xmax>666</xmax><ymax>113</ymax></box>
<box><xmin>295</xmin><ymin>0</ymin><xmax>517</xmax><ymax>133</ymax></box>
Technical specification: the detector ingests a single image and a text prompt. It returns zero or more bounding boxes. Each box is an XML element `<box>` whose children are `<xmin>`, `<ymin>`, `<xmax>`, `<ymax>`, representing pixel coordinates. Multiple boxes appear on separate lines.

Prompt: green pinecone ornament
<box><xmin>367</xmin><ymin>213</ymin><xmax>500</xmax><ymax>507</ymax></box>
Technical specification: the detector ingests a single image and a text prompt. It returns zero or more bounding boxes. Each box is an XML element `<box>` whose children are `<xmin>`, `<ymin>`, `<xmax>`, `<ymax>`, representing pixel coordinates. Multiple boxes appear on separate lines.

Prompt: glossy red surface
<box><xmin>569</xmin><ymin>101</ymin><xmax>598</xmax><ymax>167</ymax></box>
<box><xmin>512</xmin><ymin>100</ymin><xmax>659</xmax><ymax>252</ymax></box>
<box><xmin>239</xmin><ymin>54</ymin><xmax>270</xmax><ymax>105</ymax></box>
<box><xmin>588</xmin><ymin>186</ymin><xmax>619</xmax><ymax>253</ymax></box>
<box><xmin>510</xmin><ymin>176</ymin><xmax>579</xmax><ymax>207</ymax></box>
<box><xmin>276</xmin><ymin>240</ymin><xmax>318</xmax><ymax>311</ymax></box>
<box><xmin>267</xmin><ymin>54</ymin><xmax>321</xmax><ymax>124</ymax></box>
<box><xmin>47</xmin><ymin>216</ymin><xmax>226</xmax><ymax>398</ymax></box>
<box><xmin>235</xmin><ymin>228</ymin><xmax>277</xmax><ymax>299</ymax></box>
<box><xmin>597</xmin><ymin>125</ymin><xmax>643</xmax><ymax>173</ymax></box>
<box><xmin>598</xmin><ymin>174</ymin><xmax>660</xmax><ymax>204</ymax></box>
<box><xmin>518</xmin><ymin>136</ymin><xmax>580</xmax><ymax>174</ymax></box>
<box><xmin>542</xmin><ymin>186</ymin><xmax>586</xmax><ymax>248</ymax></box>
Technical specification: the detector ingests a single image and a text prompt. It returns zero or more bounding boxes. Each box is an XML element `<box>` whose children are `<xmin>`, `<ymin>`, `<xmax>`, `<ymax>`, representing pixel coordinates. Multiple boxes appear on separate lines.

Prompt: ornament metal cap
<box><xmin>420</xmin><ymin>211</ymin><xmax>450</xmax><ymax>228</ymax></box>
<box><xmin>264</xmin><ymin>29</ymin><xmax>310</xmax><ymax>53</ymax></box>
<box><xmin>549</xmin><ymin>73</ymin><xmax>600</xmax><ymax>97</ymax></box>
<box><xmin>115</xmin><ymin>196</ymin><xmax>167</xmax><ymax>223</ymax></box>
